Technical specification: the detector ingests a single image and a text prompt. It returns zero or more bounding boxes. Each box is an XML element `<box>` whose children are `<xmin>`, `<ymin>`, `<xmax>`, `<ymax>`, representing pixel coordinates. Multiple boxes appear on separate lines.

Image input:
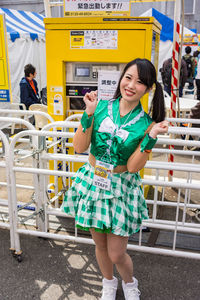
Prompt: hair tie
<box><xmin>152</xmin><ymin>82</ymin><xmax>156</xmax><ymax>90</ymax></box>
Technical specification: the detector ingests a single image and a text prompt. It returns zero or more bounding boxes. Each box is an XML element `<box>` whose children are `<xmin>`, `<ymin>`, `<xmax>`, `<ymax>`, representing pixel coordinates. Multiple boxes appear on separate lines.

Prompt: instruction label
<box><xmin>70</xmin><ymin>30</ymin><xmax>118</xmax><ymax>49</ymax></box>
<box><xmin>0</xmin><ymin>89</ymin><xmax>10</xmax><ymax>102</ymax></box>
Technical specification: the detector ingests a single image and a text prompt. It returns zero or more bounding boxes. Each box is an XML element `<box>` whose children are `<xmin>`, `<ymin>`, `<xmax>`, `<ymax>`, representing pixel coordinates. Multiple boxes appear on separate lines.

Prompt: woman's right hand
<box><xmin>149</xmin><ymin>120</ymin><xmax>169</xmax><ymax>139</ymax></box>
<box><xmin>84</xmin><ymin>90</ymin><xmax>98</xmax><ymax>115</ymax></box>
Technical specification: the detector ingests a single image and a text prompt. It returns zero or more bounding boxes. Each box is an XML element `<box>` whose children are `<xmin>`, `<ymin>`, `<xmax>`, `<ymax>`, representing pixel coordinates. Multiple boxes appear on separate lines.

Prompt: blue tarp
<box><xmin>0</xmin><ymin>7</ymin><xmax>45</xmax><ymax>42</ymax></box>
<box><xmin>152</xmin><ymin>8</ymin><xmax>174</xmax><ymax>42</ymax></box>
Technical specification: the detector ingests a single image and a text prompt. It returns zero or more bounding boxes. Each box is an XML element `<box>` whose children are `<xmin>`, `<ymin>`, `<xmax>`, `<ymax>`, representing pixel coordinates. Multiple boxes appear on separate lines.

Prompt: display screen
<box><xmin>75</xmin><ymin>67</ymin><xmax>90</xmax><ymax>77</ymax></box>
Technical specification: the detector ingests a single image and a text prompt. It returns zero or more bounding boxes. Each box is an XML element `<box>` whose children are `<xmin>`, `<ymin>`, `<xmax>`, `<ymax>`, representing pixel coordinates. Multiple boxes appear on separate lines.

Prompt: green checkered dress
<box><xmin>61</xmin><ymin>98</ymin><xmax>155</xmax><ymax>236</ymax></box>
<box><xmin>61</xmin><ymin>162</ymin><xmax>148</xmax><ymax>236</ymax></box>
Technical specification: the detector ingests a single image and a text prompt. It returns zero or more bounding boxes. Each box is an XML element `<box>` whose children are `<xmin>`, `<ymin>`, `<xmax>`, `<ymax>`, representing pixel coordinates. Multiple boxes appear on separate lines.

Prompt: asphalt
<box><xmin>0</xmin><ymin>228</ymin><xmax>200</xmax><ymax>300</ymax></box>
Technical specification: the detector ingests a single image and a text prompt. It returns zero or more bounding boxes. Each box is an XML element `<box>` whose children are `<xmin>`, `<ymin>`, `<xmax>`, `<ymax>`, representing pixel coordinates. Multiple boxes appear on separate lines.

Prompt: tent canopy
<box><xmin>0</xmin><ymin>7</ymin><xmax>46</xmax><ymax>100</ymax></box>
<box><xmin>141</xmin><ymin>8</ymin><xmax>195</xmax><ymax>42</ymax></box>
<box><xmin>0</xmin><ymin>7</ymin><xmax>45</xmax><ymax>42</ymax></box>
<box><xmin>151</xmin><ymin>8</ymin><xmax>173</xmax><ymax>42</ymax></box>
<box><xmin>140</xmin><ymin>8</ymin><xmax>195</xmax><ymax>81</ymax></box>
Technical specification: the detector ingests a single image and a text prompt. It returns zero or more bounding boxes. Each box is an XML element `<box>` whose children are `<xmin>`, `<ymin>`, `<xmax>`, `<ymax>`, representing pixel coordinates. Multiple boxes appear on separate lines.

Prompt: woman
<box><xmin>61</xmin><ymin>58</ymin><xmax>168</xmax><ymax>300</ymax></box>
<box><xmin>19</xmin><ymin>64</ymin><xmax>40</xmax><ymax>110</ymax></box>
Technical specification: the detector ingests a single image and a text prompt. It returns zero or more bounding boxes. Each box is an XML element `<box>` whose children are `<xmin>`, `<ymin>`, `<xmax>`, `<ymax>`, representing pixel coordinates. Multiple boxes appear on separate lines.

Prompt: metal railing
<box><xmin>0</xmin><ymin>116</ymin><xmax>200</xmax><ymax>260</ymax></box>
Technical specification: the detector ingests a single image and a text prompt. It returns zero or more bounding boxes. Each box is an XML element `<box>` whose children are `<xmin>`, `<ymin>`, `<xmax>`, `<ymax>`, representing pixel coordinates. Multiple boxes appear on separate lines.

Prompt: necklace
<box><xmin>116</xmin><ymin>107</ymin><xmax>134</xmax><ymax>128</ymax></box>
<box><xmin>108</xmin><ymin>98</ymin><xmax>141</xmax><ymax>129</ymax></box>
<box><xmin>119</xmin><ymin>99</ymin><xmax>137</xmax><ymax>122</ymax></box>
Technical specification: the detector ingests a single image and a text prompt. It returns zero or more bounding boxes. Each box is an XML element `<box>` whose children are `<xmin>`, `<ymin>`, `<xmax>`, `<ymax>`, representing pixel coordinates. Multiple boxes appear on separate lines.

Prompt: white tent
<box><xmin>0</xmin><ymin>7</ymin><xmax>46</xmax><ymax>102</ymax></box>
<box><xmin>140</xmin><ymin>8</ymin><xmax>195</xmax><ymax>81</ymax></box>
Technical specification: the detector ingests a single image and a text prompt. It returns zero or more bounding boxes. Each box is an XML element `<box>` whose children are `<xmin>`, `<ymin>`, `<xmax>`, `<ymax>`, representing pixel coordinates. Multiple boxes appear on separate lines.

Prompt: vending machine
<box><xmin>44</xmin><ymin>16</ymin><xmax>161</xmax><ymax>120</ymax></box>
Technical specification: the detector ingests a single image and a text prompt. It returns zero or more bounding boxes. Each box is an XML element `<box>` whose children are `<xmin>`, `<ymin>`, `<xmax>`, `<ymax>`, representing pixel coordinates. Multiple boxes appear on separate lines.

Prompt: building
<box><xmin>0</xmin><ymin>0</ymin><xmax>45</xmax><ymax>15</ymax></box>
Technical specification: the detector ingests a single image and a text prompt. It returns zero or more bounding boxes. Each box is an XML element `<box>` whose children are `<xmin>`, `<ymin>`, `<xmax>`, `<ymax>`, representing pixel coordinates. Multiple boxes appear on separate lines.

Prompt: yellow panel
<box><xmin>44</xmin><ymin>16</ymin><xmax>161</xmax><ymax>31</ymax></box>
<box><xmin>0</xmin><ymin>33</ymin><xmax>3</xmax><ymax>58</ymax></box>
<box><xmin>0</xmin><ymin>15</ymin><xmax>12</xmax><ymax>102</ymax></box>
<box><xmin>46</xmin><ymin>29</ymin><xmax>146</xmax><ymax>63</ymax></box>
<box><xmin>0</xmin><ymin>60</ymin><xmax>5</xmax><ymax>86</ymax></box>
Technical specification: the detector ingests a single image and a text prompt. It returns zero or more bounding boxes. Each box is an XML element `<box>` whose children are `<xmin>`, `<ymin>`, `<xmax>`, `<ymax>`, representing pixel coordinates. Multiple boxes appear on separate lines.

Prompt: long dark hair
<box><xmin>113</xmin><ymin>58</ymin><xmax>165</xmax><ymax>123</ymax></box>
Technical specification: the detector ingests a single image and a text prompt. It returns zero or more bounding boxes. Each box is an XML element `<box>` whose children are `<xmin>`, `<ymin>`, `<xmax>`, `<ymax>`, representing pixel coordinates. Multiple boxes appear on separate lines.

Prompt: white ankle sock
<box><xmin>104</xmin><ymin>277</ymin><xmax>117</xmax><ymax>283</ymax></box>
<box><xmin>124</xmin><ymin>277</ymin><xmax>138</xmax><ymax>287</ymax></box>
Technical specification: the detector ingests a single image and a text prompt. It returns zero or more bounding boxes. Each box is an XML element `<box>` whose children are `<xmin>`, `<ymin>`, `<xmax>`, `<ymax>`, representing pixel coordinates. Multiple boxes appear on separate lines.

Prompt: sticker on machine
<box><xmin>53</xmin><ymin>93</ymin><xmax>63</xmax><ymax>115</ymax></box>
<box><xmin>70</xmin><ymin>30</ymin><xmax>118</xmax><ymax>49</ymax></box>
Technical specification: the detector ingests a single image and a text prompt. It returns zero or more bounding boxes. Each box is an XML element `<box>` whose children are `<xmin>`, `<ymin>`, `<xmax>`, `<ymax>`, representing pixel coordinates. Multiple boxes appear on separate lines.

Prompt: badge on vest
<box><xmin>93</xmin><ymin>160</ymin><xmax>113</xmax><ymax>191</ymax></box>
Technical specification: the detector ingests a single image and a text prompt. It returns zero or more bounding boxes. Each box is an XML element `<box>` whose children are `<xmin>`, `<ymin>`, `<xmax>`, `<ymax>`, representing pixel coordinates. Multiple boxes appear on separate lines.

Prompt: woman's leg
<box><xmin>107</xmin><ymin>233</ymin><xmax>133</xmax><ymax>283</ymax></box>
<box><xmin>90</xmin><ymin>229</ymin><xmax>113</xmax><ymax>279</ymax></box>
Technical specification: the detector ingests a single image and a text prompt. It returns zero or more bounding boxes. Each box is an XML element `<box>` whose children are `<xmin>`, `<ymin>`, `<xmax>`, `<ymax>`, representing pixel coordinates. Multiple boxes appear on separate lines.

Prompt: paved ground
<box><xmin>0</xmin><ymin>228</ymin><xmax>200</xmax><ymax>300</ymax></box>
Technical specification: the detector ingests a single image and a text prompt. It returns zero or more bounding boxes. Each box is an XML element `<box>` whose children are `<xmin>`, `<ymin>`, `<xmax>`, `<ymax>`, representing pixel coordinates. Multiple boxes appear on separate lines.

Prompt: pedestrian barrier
<box><xmin>0</xmin><ymin>130</ymin><xmax>13</xmax><ymax>234</ymax></box>
<box><xmin>0</xmin><ymin>116</ymin><xmax>200</xmax><ymax>261</ymax></box>
<box><xmin>0</xmin><ymin>113</ymin><xmax>54</xmax><ymax>260</ymax></box>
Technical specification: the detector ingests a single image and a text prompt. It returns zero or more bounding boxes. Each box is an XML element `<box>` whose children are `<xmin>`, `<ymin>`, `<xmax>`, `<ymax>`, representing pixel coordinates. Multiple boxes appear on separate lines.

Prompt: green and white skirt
<box><xmin>61</xmin><ymin>162</ymin><xmax>148</xmax><ymax>237</ymax></box>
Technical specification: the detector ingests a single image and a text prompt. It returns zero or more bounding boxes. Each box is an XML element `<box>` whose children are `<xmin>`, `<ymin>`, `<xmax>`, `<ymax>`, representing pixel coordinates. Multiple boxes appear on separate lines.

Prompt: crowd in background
<box><xmin>160</xmin><ymin>45</ymin><xmax>200</xmax><ymax>123</ymax></box>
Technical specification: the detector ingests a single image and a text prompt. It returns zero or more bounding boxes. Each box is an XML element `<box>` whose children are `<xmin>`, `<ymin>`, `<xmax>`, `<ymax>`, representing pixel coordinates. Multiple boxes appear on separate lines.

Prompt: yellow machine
<box><xmin>44</xmin><ymin>16</ymin><xmax>161</xmax><ymax>195</ymax></box>
<box><xmin>0</xmin><ymin>14</ymin><xmax>12</xmax><ymax>106</ymax></box>
<box><xmin>44</xmin><ymin>16</ymin><xmax>161</xmax><ymax>121</ymax></box>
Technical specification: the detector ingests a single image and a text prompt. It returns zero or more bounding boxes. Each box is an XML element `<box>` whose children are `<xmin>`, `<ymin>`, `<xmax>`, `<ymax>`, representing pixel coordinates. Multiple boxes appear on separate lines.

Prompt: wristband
<box><xmin>140</xmin><ymin>134</ymin><xmax>157</xmax><ymax>153</ymax></box>
<box><xmin>81</xmin><ymin>111</ymin><xmax>94</xmax><ymax>133</ymax></box>
<box><xmin>87</xmin><ymin>113</ymin><xmax>94</xmax><ymax>117</ymax></box>
<box><xmin>144</xmin><ymin>149</ymin><xmax>152</xmax><ymax>153</ymax></box>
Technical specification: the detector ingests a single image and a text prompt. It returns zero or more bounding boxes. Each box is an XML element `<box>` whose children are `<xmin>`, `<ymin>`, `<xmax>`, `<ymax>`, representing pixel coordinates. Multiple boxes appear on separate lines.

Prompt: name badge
<box><xmin>93</xmin><ymin>160</ymin><xmax>113</xmax><ymax>191</ymax></box>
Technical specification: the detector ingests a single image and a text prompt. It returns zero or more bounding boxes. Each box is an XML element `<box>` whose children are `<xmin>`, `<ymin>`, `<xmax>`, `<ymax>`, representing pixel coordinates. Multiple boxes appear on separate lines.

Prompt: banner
<box><xmin>182</xmin><ymin>34</ymin><xmax>200</xmax><ymax>46</ymax></box>
<box><xmin>64</xmin><ymin>0</ymin><xmax>130</xmax><ymax>17</ymax></box>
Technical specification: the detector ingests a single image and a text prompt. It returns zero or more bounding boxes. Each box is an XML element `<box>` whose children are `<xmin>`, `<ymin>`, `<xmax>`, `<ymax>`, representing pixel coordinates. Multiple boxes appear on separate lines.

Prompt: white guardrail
<box><xmin>0</xmin><ymin>113</ymin><xmax>200</xmax><ymax>261</ymax></box>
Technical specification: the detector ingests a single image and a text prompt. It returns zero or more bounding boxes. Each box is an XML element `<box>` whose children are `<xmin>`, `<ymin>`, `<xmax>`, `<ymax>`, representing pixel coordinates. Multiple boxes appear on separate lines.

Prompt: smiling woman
<box><xmin>119</xmin><ymin>64</ymin><xmax>151</xmax><ymax>116</ymax></box>
<box><xmin>61</xmin><ymin>58</ymin><xmax>168</xmax><ymax>300</ymax></box>
<box><xmin>114</xmin><ymin>58</ymin><xmax>166</xmax><ymax>123</ymax></box>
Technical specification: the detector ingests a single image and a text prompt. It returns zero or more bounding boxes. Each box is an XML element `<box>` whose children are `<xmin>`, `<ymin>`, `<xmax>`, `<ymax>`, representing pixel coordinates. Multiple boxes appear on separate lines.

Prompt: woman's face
<box><xmin>28</xmin><ymin>71</ymin><xmax>36</xmax><ymax>79</ymax></box>
<box><xmin>120</xmin><ymin>64</ymin><xmax>149</xmax><ymax>105</ymax></box>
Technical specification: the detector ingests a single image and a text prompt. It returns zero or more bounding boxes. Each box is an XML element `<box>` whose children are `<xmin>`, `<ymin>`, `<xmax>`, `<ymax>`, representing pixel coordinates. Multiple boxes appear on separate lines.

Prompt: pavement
<box><xmin>0</xmin><ymin>228</ymin><xmax>200</xmax><ymax>300</ymax></box>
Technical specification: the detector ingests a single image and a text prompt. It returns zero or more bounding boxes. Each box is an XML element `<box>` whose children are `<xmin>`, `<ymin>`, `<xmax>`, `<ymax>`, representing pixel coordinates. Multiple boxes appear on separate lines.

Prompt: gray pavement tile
<box><xmin>0</xmin><ymin>229</ymin><xmax>200</xmax><ymax>300</ymax></box>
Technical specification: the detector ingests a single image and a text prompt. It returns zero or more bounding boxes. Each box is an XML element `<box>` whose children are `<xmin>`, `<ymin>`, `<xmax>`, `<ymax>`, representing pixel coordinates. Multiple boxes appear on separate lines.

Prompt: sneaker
<box><xmin>122</xmin><ymin>277</ymin><xmax>141</xmax><ymax>300</ymax></box>
<box><xmin>100</xmin><ymin>276</ymin><xmax>118</xmax><ymax>300</ymax></box>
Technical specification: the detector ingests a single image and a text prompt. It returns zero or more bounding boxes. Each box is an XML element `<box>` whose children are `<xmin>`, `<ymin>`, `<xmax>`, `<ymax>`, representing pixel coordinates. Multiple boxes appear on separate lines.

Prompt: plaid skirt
<box><xmin>61</xmin><ymin>162</ymin><xmax>148</xmax><ymax>237</ymax></box>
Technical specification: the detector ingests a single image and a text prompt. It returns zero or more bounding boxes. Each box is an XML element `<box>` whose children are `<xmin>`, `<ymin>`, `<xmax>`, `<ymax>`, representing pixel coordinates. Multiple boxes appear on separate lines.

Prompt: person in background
<box><xmin>182</xmin><ymin>46</ymin><xmax>196</xmax><ymax>90</ymax></box>
<box><xmin>160</xmin><ymin>57</ymin><xmax>188</xmax><ymax>97</ymax></box>
<box><xmin>186</xmin><ymin>66</ymin><xmax>200</xmax><ymax>148</ymax></box>
<box><xmin>61</xmin><ymin>58</ymin><xmax>168</xmax><ymax>300</ymax></box>
<box><xmin>193</xmin><ymin>50</ymin><xmax>200</xmax><ymax>79</ymax></box>
<box><xmin>19</xmin><ymin>64</ymin><xmax>40</xmax><ymax>110</ymax></box>
<box><xmin>194</xmin><ymin>52</ymin><xmax>200</xmax><ymax>100</ymax></box>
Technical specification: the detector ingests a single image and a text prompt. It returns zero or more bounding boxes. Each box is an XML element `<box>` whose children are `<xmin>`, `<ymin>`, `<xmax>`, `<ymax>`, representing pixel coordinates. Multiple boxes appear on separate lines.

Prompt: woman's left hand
<box><xmin>149</xmin><ymin>120</ymin><xmax>169</xmax><ymax>139</ymax></box>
